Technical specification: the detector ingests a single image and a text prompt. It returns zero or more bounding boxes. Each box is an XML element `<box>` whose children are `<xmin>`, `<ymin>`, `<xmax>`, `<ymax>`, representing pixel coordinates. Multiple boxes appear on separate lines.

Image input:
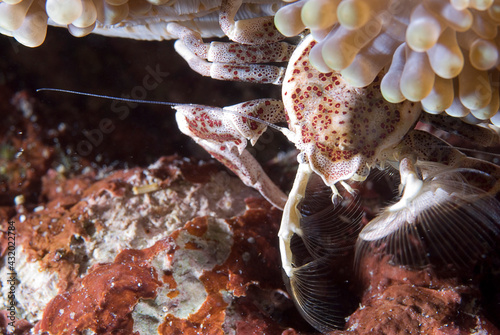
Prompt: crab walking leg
<box><xmin>219</xmin><ymin>0</ymin><xmax>285</xmax><ymax>44</ymax></box>
<box><xmin>174</xmin><ymin>100</ymin><xmax>288</xmax><ymax>209</ymax></box>
<box><xmin>167</xmin><ymin>23</ymin><xmax>295</xmax><ymax>64</ymax></box>
<box><xmin>169</xmin><ymin>24</ymin><xmax>290</xmax><ymax>85</ymax></box>
<box><xmin>420</xmin><ymin>113</ymin><xmax>500</xmax><ymax>147</ymax></box>
<box><xmin>450</xmin><ymin>155</ymin><xmax>500</xmax><ymax>195</ymax></box>
<box><xmin>279</xmin><ymin>162</ymin><xmax>312</xmax><ymax>277</ymax></box>
<box><xmin>173</xmin><ymin>39</ymin><xmax>286</xmax><ymax>84</ymax></box>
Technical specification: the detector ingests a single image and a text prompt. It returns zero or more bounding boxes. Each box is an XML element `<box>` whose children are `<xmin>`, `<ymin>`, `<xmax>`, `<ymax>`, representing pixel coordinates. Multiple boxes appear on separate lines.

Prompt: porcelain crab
<box><xmin>168</xmin><ymin>20</ymin><xmax>500</xmax><ymax>329</ymax></box>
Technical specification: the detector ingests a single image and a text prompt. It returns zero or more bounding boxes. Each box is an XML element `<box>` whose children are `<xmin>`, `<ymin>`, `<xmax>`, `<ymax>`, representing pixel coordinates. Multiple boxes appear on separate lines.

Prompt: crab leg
<box><xmin>420</xmin><ymin>112</ymin><xmax>499</xmax><ymax>147</ymax></box>
<box><xmin>457</xmin><ymin>156</ymin><xmax>500</xmax><ymax>194</ymax></box>
<box><xmin>219</xmin><ymin>0</ymin><xmax>285</xmax><ymax>44</ymax></box>
<box><xmin>174</xmin><ymin>100</ymin><xmax>288</xmax><ymax>209</ymax></box>
<box><xmin>167</xmin><ymin>23</ymin><xmax>294</xmax><ymax>84</ymax></box>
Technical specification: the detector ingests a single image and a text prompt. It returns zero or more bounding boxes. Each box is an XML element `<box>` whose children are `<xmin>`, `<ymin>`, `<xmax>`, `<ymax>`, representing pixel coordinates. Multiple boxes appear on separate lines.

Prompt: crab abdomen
<box><xmin>283</xmin><ymin>35</ymin><xmax>421</xmax><ymax>186</ymax></box>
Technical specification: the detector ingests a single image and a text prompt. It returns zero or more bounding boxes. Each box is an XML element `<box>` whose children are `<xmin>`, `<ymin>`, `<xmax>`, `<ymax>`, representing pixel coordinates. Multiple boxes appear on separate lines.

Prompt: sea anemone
<box><xmin>275</xmin><ymin>0</ymin><xmax>500</xmax><ymax>125</ymax></box>
<box><xmin>0</xmin><ymin>0</ymin><xmax>281</xmax><ymax>47</ymax></box>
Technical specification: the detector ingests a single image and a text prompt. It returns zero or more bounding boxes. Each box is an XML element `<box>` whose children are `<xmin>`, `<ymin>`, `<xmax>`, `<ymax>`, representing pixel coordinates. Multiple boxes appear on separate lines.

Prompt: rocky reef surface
<box><xmin>0</xmin><ymin>28</ymin><xmax>499</xmax><ymax>334</ymax></box>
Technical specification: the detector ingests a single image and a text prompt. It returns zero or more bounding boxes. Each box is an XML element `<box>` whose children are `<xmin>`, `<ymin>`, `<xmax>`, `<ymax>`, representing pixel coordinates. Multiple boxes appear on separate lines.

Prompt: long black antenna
<box><xmin>36</xmin><ymin>88</ymin><xmax>179</xmax><ymax>107</ymax></box>
<box><xmin>36</xmin><ymin>88</ymin><xmax>292</xmax><ymax>136</ymax></box>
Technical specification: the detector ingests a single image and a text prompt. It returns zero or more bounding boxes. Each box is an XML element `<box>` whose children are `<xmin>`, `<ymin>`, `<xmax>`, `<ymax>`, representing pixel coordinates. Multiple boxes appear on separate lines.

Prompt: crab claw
<box><xmin>174</xmin><ymin>101</ymin><xmax>288</xmax><ymax>209</ymax></box>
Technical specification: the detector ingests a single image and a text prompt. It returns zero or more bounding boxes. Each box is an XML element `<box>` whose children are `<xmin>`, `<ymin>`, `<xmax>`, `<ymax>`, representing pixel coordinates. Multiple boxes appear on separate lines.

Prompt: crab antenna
<box><xmin>36</xmin><ymin>88</ymin><xmax>178</xmax><ymax>107</ymax></box>
<box><xmin>36</xmin><ymin>88</ymin><xmax>290</xmax><ymax>134</ymax></box>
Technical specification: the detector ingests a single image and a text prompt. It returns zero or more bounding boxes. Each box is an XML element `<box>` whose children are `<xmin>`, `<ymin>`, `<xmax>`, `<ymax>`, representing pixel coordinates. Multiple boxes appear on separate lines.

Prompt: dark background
<box><xmin>0</xmin><ymin>26</ymin><xmax>286</xmax><ymax>170</ymax></box>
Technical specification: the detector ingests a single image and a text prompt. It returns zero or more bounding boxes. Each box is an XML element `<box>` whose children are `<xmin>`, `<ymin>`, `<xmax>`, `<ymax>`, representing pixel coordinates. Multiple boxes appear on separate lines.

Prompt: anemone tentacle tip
<box><xmin>276</xmin><ymin>0</ymin><xmax>500</xmax><ymax>123</ymax></box>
